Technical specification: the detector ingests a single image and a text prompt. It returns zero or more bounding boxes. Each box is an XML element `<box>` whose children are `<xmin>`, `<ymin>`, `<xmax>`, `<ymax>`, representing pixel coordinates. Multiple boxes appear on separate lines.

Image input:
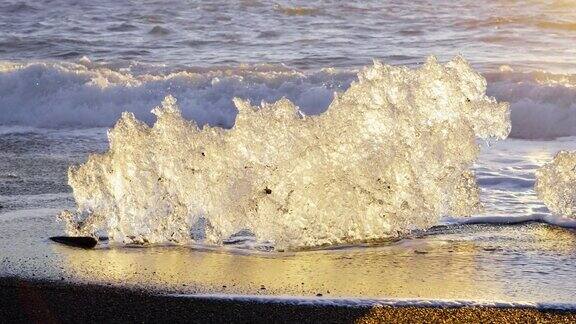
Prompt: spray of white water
<box><xmin>59</xmin><ymin>57</ymin><xmax>510</xmax><ymax>250</ymax></box>
<box><xmin>536</xmin><ymin>151</ymin><xmax>576</xmax><ymax>219</ymax></box>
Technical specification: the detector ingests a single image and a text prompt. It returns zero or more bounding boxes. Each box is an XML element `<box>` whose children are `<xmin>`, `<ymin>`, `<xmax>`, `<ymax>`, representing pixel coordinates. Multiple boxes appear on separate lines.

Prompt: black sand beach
<box><xmin>1</xmin><ymin>277</ymin><xmax>575</xmax><ymax>323</ymax></box>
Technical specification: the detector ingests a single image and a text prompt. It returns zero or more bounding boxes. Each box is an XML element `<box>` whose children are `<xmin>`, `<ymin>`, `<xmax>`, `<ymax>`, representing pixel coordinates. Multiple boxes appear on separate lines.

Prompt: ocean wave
<box><xmin>0</xmin><ymin>59</ymin><xmax>352</xmax><ymax>129</ymax></box>
<box><xmin>148</xmin><ymin>25</ymin><xmax>171</xmax><ymax>36</ymax></box>
<box><xmin>458</xmin><ymin>13</ymin><xmax>576</xmax><ymax>32</ymax></box>
<box><xmin>0</xmin><ymin>59</ymin><xmax>575</xmax><ymax>140</ymax></box>
<box><xmin>0</xmin><ymin>2</ymin><xmax>38</xmax><ymax>14</ymax></box>
<box><xmin>275</xmin><ymin>5</ymin><xmax>321</xmax><ymax>16</ymax></box>
<box><xmin>486</xmin><ymin>68</ymin><xmax>576</xmax><ymax>139</ymax></box>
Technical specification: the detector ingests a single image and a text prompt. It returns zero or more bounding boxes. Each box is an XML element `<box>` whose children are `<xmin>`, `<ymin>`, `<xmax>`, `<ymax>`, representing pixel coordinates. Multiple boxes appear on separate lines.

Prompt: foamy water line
<box><xmin>168</xmin><ymin>293</ymin><xmax>576</xmax><ymax>311</ymax></box>
<box><xmin>1</xmin><ymin>60</ymin><xmax>576</xmax><ymax>139</ymax></box>
<box><xmin>445</xmin><ymin>214</ymin><xmax>576</xmax><ymax>229</ymax></box>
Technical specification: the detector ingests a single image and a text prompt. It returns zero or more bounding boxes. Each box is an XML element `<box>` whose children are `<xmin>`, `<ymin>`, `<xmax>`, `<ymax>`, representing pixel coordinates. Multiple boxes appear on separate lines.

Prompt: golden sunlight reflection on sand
<box><xmin>55</xmin><ymin>236</ymin><xmax>502</xmax><ymax>300</ymax></box>
<box><xmin>50</xmin><ymin>222</ymin><xmax>576</xmax><ymax>302</ymax></box>
<box><xmin>31</xmin><ymin>222</ymin><xmax>575</xmax><ymax>304</ymax></box>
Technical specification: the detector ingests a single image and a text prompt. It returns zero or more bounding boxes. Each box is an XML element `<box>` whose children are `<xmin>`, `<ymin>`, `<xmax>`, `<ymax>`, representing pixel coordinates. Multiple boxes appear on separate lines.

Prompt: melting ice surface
<box><xmin>536</xmin><ymin>151</ymin><xmax>576</xmax><ymax>219</ymax></box>
<box><xmin>59</xmin><ymin>57</ymin><xmax>510</xmax><ymax>250</ymax></box>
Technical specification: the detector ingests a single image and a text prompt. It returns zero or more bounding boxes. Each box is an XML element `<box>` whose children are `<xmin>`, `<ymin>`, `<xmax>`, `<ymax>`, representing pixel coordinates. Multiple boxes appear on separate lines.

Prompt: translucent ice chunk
<box><xmin>59</xmin><ymin>56</ymin><xmax>510</xmax><ymax>250</ymax></box>
<box><xmin>536</xmin><ymin>151</ymin><xmax>576</xmax><ymax>218</ymax></box>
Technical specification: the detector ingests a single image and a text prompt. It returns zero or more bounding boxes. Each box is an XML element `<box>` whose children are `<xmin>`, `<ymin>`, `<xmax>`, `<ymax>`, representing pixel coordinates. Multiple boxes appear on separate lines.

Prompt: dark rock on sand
<box><xmin>50</xmin><ymin>236</ymin><xmax>97</xmax><ymax>249</ymax></box>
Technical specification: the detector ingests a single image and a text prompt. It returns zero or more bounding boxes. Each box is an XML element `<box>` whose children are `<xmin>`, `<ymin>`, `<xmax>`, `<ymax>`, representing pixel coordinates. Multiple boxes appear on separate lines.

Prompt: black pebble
<box><xmin>50</xmin><ymin>236</ymin><xmax>97</xmax><ymax>249</ymax></box>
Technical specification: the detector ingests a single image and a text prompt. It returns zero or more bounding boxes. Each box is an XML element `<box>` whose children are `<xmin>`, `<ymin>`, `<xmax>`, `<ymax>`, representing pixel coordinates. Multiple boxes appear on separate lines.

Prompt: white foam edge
<box><xmin>168</xmin><ymin>293</ymin><xmax>576</xmax><ymax>310</ymax></box>
<box><xmin>443</xmin><ymin>214</ymin><xmax>576</xmax><ymax>228</ymax></box>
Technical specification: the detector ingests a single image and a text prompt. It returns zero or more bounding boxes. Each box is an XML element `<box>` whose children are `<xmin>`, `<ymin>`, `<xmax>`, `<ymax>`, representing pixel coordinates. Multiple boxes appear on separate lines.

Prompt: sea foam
<box><xmin>0</xmin><ymin>59</ymin><xmax>574</xmax><ymax>140</ymax></box>
<box><xmin>0</xmin><ymin>59</ymin><xmax>349</xmax><ymax>129</ymax></box>
<box><xmin>59</xmin><ymin>57</ymin><xmax>510</xmax><ymax>250</ymax></box>
<box><xmin>486</xmin><ymin>68</ymin><xmax>576</xmax><ymax>139</ymax></box>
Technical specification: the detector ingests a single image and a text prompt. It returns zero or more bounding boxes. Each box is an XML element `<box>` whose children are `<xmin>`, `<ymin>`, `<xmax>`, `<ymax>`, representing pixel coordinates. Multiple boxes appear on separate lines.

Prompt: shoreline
<box><xmin>1</xmin><ymin>277</ymin><xmax>575</xmax><ymax>323</ymax></box>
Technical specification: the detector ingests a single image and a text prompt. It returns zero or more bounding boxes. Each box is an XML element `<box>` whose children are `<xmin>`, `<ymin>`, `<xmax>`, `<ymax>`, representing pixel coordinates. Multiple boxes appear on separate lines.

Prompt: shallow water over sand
<box><xmin>1</xmin><ymin>128</ymin><xmax>576</xmax><ymax>304</ymax></box>
<box><xmin>2</xmin><ymin>209</ymin><xmax>576</xmax><ymax>305</ymax></box>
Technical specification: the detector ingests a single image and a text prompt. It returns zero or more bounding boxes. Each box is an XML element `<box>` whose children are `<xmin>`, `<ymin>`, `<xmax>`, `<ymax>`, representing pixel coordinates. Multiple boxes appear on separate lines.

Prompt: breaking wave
<box><xmin>0</xmin><ymin>59</ymin><xmax>573</xmax><ymax>140</ymax></box>
<box><xmin>486</xmin><ymin>68</ymin><xmax>576</xmax><ymax>139</ymax></box>
<box><xmin>58</xmin><ymin>57</ymin><xmax>510</xmax><ymax>250</ymax></box>
<box><xmin>0</xmin><ymin>59</ymin><xmax>351</xmax><ymax>129</ymax></box>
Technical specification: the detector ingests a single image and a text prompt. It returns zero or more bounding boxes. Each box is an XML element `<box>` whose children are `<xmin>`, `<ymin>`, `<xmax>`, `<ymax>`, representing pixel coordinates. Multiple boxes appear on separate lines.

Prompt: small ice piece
<box><xmin>535</xmin><ymin>151</ymin><xmax>576</xmax><ymax>218</ymax></box>
<box><xmin>59</xmin><ymin>56</ymin><xmax>510</xmax><ymax>250</ymax></box>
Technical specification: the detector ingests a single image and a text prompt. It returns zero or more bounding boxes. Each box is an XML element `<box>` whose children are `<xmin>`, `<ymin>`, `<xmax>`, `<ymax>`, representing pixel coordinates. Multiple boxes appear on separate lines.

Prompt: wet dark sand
<box><xmin>1</xmin><ymin>277</ymin><xmax>575</xmax><ymax>323</ymax></box>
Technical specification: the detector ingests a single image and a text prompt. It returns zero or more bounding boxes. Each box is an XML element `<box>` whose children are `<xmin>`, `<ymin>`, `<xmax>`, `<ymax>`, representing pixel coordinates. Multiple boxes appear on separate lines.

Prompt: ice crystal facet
<box><xmin>536</xmin><ymin>151</ymin><xmax>576</xmax><ymax>218</ymax></box>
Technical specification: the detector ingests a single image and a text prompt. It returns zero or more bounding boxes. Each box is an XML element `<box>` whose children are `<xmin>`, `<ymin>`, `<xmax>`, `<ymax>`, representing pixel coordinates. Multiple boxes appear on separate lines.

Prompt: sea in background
<box><xmin>2</xmin><ymin>0</ymin><xmax>576</xmax><ymax>307</ymax></box>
